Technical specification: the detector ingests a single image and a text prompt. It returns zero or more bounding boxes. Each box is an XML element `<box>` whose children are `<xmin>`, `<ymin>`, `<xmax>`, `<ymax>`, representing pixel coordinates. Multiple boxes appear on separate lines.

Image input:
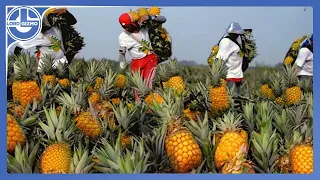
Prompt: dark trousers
<box><xmin>227</xmin><ymin>80</ymin><xmax>242</xmax><ymax>97</ymax></box>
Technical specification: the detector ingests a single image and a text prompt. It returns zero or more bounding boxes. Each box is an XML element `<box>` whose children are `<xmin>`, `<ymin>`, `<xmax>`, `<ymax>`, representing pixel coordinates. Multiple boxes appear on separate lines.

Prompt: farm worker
<box><xmin>295</xmin><ymin>34</ymin><xmax>313</xmax><ymax>81</ymax></box>
<box><xmin>216</xmin><ymin>22</ymin><xmax>246</xmax><ymax>98</ymax></box>
<box><xmin>118</xmin><ymin>12</ymin><xmax>167</xmax><ymax>100</ymax></box>
<box><xmin>14</xmin><ymin>7</ymin><xmax>77</xmax><ymax>73</ymax></box>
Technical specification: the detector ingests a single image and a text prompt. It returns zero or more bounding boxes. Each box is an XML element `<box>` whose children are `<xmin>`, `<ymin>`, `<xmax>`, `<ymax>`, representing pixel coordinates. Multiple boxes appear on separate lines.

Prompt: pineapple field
<box><xmin>6</xmin><ymin>6</ymin><xmax>313</xmax><ymax>175</ymax></box>
<box><xmin>6</xmin><ymin>52</ymin><xmax>313</xmax><ymax>174</ymax></box>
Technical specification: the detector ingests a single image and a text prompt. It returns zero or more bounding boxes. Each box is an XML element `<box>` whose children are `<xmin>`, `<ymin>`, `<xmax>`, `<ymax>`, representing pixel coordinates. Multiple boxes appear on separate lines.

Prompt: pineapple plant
<box><xmin>7</xmin><ymin>140</ymin><xmax>40</xmax><ymax>173</ymax></box>
<box><xmin>12</xmin><ymin>53</ymin><xmax>41</xmax><ymax>108</ymax></box>
<box><xmin>259</xmin><ymin>70</ymin><xmax>274</xmax><ymax>99</ymax></box>
<box><xmin>83</xmin><ymin>59</ymin><xmax>101</xmax><ymax>95</ymax></box>
<box><xmin>149</xmin><ymin>6</ymin><xmax>161</xmax><ymax>15</ymax></box>
<box><xmin>207</xmin><ymin>58</ymin><xmax>229</xmax><ymax>114</ymax></box>
<box><xmin>153</xmin><ymin>91</ymin><xmax>203</xmax><ymax>173</ymax></box>
<box><xmin>57</xmin><ymin>85</ymin><xmax>103</xmax><ymax>139</ymax></box>
<box><xmin>114</xmin><ymin>72</ymin><xmax>127</xmax><ymax>89</ymax></box>
<box><xmin>68</xmin><ymin>58</ymin><xmax>86</xmax><ymax>86</ymax></box>
<box><xmin>39</xmin><ymin>54</ymin><xmax>57</xmax><ymax>87</ymax></box>
<box><xmin>69</xmin><ymin>138</ymin><xmax>95</xmax><ymax>173</ymax></box>
<box><xmin>56</xmin><ymin>62</ymin><xmax>70</xmax><ymax>88</ymax></box>
<box><xmin>283</xmin><ymin>65</ymin><xmax>302</xmax><ymax>105</ymax></box>
<box><xmin>269</xmin><ymin>72</ymin><xmax>285</xmax><ymax>105</ymax></box>
<box><xmin>38</xmin><ymin>105</ymin><xmax>75</xmax><ymax>174</ymax></box>
<box><xmin>214</xmin><ymin>111</ymin><xmax>248</xmax><ymax>170</ymax></box>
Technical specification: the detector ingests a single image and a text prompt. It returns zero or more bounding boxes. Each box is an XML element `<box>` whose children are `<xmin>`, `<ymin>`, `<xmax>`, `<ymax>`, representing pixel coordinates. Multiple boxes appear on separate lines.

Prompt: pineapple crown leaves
<box><xmin>13</xmin><ymin>52</ymin><xmax>38</xmax><ymax>81</ymax></box>
<box><xmin>38</xmin><ymin>104</ymin><xmax>76</xmax><ymax>144</ymax></box>
<box><xmin>216</xmin><ymin>111</ymin><xmax>243</xmax><ymax>133</ymax></box>
<box><xmin>112</xmin><ymin>101</ymin><xmax>138</xmax><ymax>130</ymax></box>
<box><xmin>254</xmin><ymin>101</ymin><xmax>275</xmax><ymax>131</ymax></box>
<box><xmin>188</xmin><ymin>81</ymin><xmax>211</xmax><ymax>112</ymax></box>
<box><xmin>259</xmin><ymin>70</ymin><xmax>271</xmax><ymax>85</ymax></box>
<box><xmin>184</xmin><ymin>111</ymin><xmax>210</xmax><ymax>143</ymax></box>
<box><xmin>127</xmin><ymin>70</ymin><xmax>152</xmax><ymax>97</ymax></box>
<box><xmin>68</xmin><ymin>58</ymin><xmax>86</xmax><ymax>82</ymax></box>
<box><xmin>269</xmin><ymin>72</ymin><xmax>285</xmax><ymax>97</ymax></box>
<box><xmin>282</xmin><ymin>65</ymin><xmax>299</xmax><ymax>87</ymax></box>
<box><xmin>98</xmin><ymin>68</ymin><xmax>118</xmax><ymax>99</ymax></box>
<box><xmin>56</xmin><ymin>61</ymin><xmax>69</xmax><ymax>79</ymax></box>
<box><xmin>39</xmin><ymin>54</ymin><xmax>57</xmax><ymax>75</ymax></box>
<box><xmin>250</xmin><ymin>129</ymin><xmax>280</xmax><ymax>173</ymax></box>
<box><xmin>7</xmin><ymin>141</ymin><xmax>40</xmax><ymax>173</ymax></box>
<box><xmin>273</xmin><ymin>108</ymin><xmax>294</xmax><ymax>136</ymax></box>
<box><xmin>93</xmin><ymin>137</ymin><xmax>150</xmax><ymax>173</ymax></box>
<box><xmin>241</xmin><ymin>102</ymin><xmax>256</xmax><ymax>133</ymax></box>
<box><xmin>141</xmin><ymin>125</ymin><xmax>167</xmax><ymax>163</ymax></box>
<box><xmin>83</xmin><ymin>59</ymin><xmax>101</xmax><ymax>83</ymax></box>
<box><xmin>56</xmin><ymin>84</ymin><xmax>88</xmax><ymax>112</ymax></box>
<box><xmin>70</xmin><ymin>139</ymin><xmax>95</xmax><ymax>173</ymax></box>
<box><xmin>207</xmin><ymin>58</ymin><xmax>227</xmax><ymax>87</ymax></box>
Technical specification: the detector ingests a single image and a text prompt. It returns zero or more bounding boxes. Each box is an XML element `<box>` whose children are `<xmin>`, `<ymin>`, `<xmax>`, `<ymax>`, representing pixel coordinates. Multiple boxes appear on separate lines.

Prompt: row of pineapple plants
<box><xmin>7</xmin><ymin>52</ymin><xmax>312</xmax><ymax>174</ymax></box>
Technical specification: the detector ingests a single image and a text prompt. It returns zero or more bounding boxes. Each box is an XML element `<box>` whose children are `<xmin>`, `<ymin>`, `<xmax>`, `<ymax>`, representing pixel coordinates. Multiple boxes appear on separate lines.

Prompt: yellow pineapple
<box><xmin>94</xmin><ymin>77</ymin><xmax>104</xmax><ymax>91</ymax></box>
<box><xmin>83</xmin><ymin>59</ymin><xmax>101</xmax><ymax>95</ymax></box>
<box><xmin>145</xmin><ymin>92</ymin><xmax>164</xmax><ymax>106</ymax></box>
<box><xmin>128</xmin><ymin>10</ymin><xmax>139</xmax><ymax>22</ymax></box>
<box><xmin>290</xmin><ymin>144</ymin><xmax>313</xmax><ymax>174</ymax></box>
<box><xmin>149</xmin><ymin>6</ymin><xmax>161</xmax><ymax>15</ymax></box>
<box><xmin>40</xmin><ymin>54</ymin><xmax>57</xmax><ymax>87</ymax></box>
<box><xmin>7</xmin><ymin>114</ymin><xmax>26</xmax><ymax>153</ymax></box>
<box><xmin>114</xmin><ymin>73</ymin><xmax>127</xmax><ymax>89</ymax></box>
<box><xmin>283</xmin><ymin>56</ymin><xmax>294</xmax><ymax>66</ymax></box>
<box><xmin>283</xmin><ymin>65</ymin><xmax>302</xmax><ymax>105</ymax></box>
<box><xmin>57</xmin><ymin>85</ymin><xmax>103</xmax><ymax>139</ymax></box>
<box><xmin>7</xmin><ymin>102</ymin><xmax>25</xmax><ymax>119</ymax></box>
<box><xmin>38</xmin><ymin>105</ymin><xmax>74</xmax><ymax>174</ymax></box>
<box><xmin>56</xmin><ymin>62</ymin><xmax>70</xmax><ymax>88</ymax></box>
<box><xmin>154</xmin><ymin>91</ymin><xmax>202</xmax><ymax>173</ymax></box>
<box><xmin>88</xmin><ymin>92</ymin><xmax>101</xmax><ymax>106</ymax></box>
<box><xmin>137</xmin><ymin>7</ymin><xmax>149</xmax><ymax>17</ymax></box>
<box><xmin>214</xmin><ymin>112</ymin><xmax>248</xmax><ymax>170</ymax></box>
<box><xmin>120</xmin><ymin>134</ymin><xmax>132</xmax><ymax>149</ymax></box>
<box><xmin>208</xmin><ymin>58</ymin><xmax>229</xmax><ymax>113</ymax></box>
<box><xmin>12</xmin><ymin>53</ymin><xmax>41</xmax><ymax>108</ymax></box>
<box><xmin>259</xmin><ymin>71</ymin><xmax>274</xmax><ymax>99</ymax></box>
<box><xmin>183</xmin><ymin>104</ymin><xmax>201</xmax><ymax>121</ymax></box>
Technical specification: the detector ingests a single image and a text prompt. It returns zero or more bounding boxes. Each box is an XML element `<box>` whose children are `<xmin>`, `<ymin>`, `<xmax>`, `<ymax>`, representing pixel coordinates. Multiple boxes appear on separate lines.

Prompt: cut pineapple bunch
<box><xmin>128</xmin><ymin>6</ymin><xmax>161</xmax><ymax>22</ymax></box>
<box><xmin>283</xmin><ymin>35</ymin><xmax>309</xmax><ymax>66</ymax></box>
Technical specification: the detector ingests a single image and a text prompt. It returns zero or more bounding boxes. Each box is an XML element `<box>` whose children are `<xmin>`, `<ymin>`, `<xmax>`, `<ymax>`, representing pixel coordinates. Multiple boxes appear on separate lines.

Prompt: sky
<box><xmin>9</xmin><ymin>6</ymin><xmax>313</xmax><ymax>66</ymax></box>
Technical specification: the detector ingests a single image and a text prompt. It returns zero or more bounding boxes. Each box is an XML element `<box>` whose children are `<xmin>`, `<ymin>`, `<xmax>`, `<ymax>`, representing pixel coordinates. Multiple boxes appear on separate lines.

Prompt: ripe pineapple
<box><xmin>128</xmin><ymin>10</ymin><xmax>139</xmax><ymax>22</ymax></box>
<box><xmin>88</xmin><ymin>92</ymin><xmax>101</xmax><ymax>107</ymax></box>
<box><xmin>114</xmin><ymin>73</ymin><xmax>127</xmax><ymax>89</ymax></box>
<box><xmin>56</xmin><ymin>62</ymin><xmax>70</xmax><ymax>88</ymax></box>
<box><xmin>38</xmin><ymin>105</ymin><xmax>75</xmax><ymax>174</ymax></box>
<box><xmin>164</xmin><ymin>59</ymin><xmax>185</xmax><ymax>94</ymax></box>
<box><xmin>40</xmin><ymin>54</ymin><xmax>57</xmax><ymax>87</ymax></box>
<box><xmin>145</xmin><ymin>92</ymin><xmax>164</xmax><ymax>106</ymax></box>
<box><xmin>214</xmin><ymin>112</ymin><xmax>248</xmax><ymax>170</ymax></box>
<box><xmin>283</xmin><ymin>56</ymin><xmax>294</xmax><ymax>66</ymax></box>
<box><xmin>207</xmin><ymin>58</ymin><xmax>229</xmax><ymax>113</ymax></box>
<box><xmin>7</xmin><ymin>102</ymin><xmax>25</xmax><ymax>119</ymax></box>
<box><xmin>290</xmin><ymin>143</ymin><xmax>313</xmax><ymax>174</ymax></box>
<box><xmin>283</xmin><ymin>65</ymin><xmax>302</xmax><ymax>105</ymax></box>
<box><xmin>57</xmin><ymin>85</ymin><xmax>103</xmax><ymax>139</ymax></box>
<box><xmin>93</xmin><ymin>60</ymin><xmax>110</xmax><ymax>91</ymax></box>
<box><xmin>259</xmin><ymin>70</ymin><xmax>274</xmax><ymax>99</ymax></box>
<box><xmin>154</xmin><ymin>91</ymin><xmax>202</xmax><ymax>173</ymax></box>
<box><xmin>149</xmin><ymin>6</ymin><xmax>161</xmax><ymax>15</ymax></box>
<box><xmin>137</xmin><ymin>7</ymin><xmax>149</xmax><ymax>17</ymax></box>
<box><xmin>183</xmin><ymin>103</ymin><xmax>201</xmax><ymax>121</ymax></box>
<box><xmin>7</xmin><ymin>114</ymin><xmax>26</xmax><ymax>153</ymax></box>
<box><xmin>12</xmin><ymin>53</ymin><xmax>41</xmax><ymax>108</ymax></box>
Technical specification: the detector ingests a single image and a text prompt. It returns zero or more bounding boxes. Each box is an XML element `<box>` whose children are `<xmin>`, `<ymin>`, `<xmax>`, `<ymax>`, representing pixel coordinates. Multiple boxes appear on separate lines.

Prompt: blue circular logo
<box><xmin>7</xmin><ymin>6</ymin><xmax>42</xmax><ymax>41</ymax></box>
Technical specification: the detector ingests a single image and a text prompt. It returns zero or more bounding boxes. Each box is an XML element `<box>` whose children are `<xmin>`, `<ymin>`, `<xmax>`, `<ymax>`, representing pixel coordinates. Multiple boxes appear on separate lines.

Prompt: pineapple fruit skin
<box><xmin>168</xmin><ymin>76</ymin><xmax>185</xmax><ymax>94</ymax></box>
<box><xmin>88</xmin><ymin>92</ymin><xmax>101</xmax><ymax>106</ymax></box>
<box><xmin>290</xmin><ymin>144</ymin><xmax>313</xmax><ymax>174</ymax></box>
<box><xmin>42</xmin><ymin>74</ymin><xmax>57</xmax><ymax>87</ymax></box>
<box><xmin>58</xmin><ymin>78</ymin><xmax>70</xmax><ymax>88</ymax></box>
<box><xmin>149</xmin><ymin>6</ymin><xmax>161</xmax><ymax>15</ymax></box>
<box><xmin>214</xmin><ymin>132</ymin><xmax>248</xmax><ymax>170</ymax></box>
<box><xmin>145</xmin><ymin>93</ymin><xmax>164</xmax><ymax>106</ymax></box>
<box><xmin>12</xmin><ymin>81</ymin><xmax>41</xmax><ymax>108</ymax></box>
<box><xmin>7</xmin><ymin>114</ymin><xmax>26</xmax><ymax>153</ymax></box>
<box><xmin>209</xmin><ymin>85</ymin><xmax>229</xmax><ymax>113</ymax></box>
<box><xmin>115</xmin><ymin>74</ymin><xmax>127</xmax><ymax>89</ymax></box>
<box><xmin>40</xmin><ymin>142</ymin><xmax>72</xmax><ymax>174</ymax></box>
<box><xmin>260</xmin><ymin>84</ymin><xmax>274</xmax><ymax>99</ymax></box>
<box><xmin>165</xmin><ymin>129</ymin><xmax>202</xmax><ymax>173</ymax></box>
<box><xmin>184</xmin><ymin>108</ymin><xmax>201</xmax><ymax>121</ymax></box>
<box><xmin>285</xmin><ymin>86</ymin><xmax>302</xmax><ymax>105</ymax></box>
<box><xmin>94</xmin><ymin>77</ymin><xmax>104</xmax><ymax>91</ymax></box>
<box><xmin>74</xmin><ymin>112</ymin><xmax>103</xmax><ymax>139</ymax></box>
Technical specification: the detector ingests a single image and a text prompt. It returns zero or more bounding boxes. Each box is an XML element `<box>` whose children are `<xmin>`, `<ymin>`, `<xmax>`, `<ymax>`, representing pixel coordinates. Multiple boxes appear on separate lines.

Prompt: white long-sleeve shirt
<box><xmin>295</xmin><ymin>47</ymin><xmax>313</xmax><ymax>76</ymax></box>
<box><xmin>18</xmin><ymin>27</ymin><xmax>67</xmax><ymax>71</ymax></box>
<box><xmin>216</xmin><ymin>37</ymin><xmax>243</xmax><ymax>79</ymax></box>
